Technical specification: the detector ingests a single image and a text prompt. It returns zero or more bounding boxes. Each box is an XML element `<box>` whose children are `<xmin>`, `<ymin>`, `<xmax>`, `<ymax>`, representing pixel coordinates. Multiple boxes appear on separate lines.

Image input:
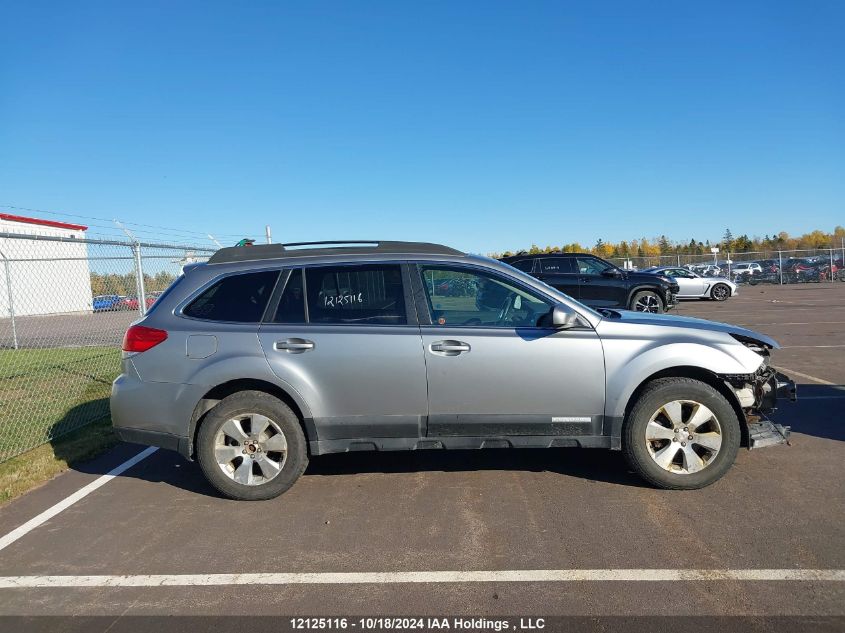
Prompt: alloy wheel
<box><xmin>214</xmin><ymin>413</ymin><xmax>288</xmax><ymax>485</ymax></box>
<box><xmin>712</xmin><ymin>285</ymin><xmax>729</xmax><ymax>300</ymax></box>
<box><xmin>634</xmin><ymin>294</ymin><xmax>661</xmax><ymax>312</ymax></box>
<box><xmin>645</xmin><ymin>400</ymin><xmax>722</xmax><ymax>474</ymax></box>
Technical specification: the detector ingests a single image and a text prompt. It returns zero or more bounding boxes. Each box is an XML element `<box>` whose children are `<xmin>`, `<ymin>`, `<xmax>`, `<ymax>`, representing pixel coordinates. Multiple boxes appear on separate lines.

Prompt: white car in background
<box><xmin>643</xmin><ymin>266</ymin><xmax>737</xmax><ymax>301</ymax></box>
<box><xmin>731</xmin><ymin>262</ymin><xmax>763</xmax><ymax>279</ymax></box>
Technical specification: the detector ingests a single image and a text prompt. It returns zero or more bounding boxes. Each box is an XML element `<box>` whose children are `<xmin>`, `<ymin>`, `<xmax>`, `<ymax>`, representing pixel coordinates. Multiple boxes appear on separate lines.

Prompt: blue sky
<box><xmin>1</xmin><ymin>0</ymin><xmax>842</xmax><ymax>253</ymax></box>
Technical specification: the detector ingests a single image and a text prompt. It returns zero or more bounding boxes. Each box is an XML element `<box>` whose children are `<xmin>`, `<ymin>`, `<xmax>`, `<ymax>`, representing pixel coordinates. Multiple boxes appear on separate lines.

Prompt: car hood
<box><xmin>700</xmin><ymin>276</ymin><xmax>735</xmax><ymax>285</ymax></box>
<box><xmin>603</xmin><ymin>310</ymin><xmax>779</xmax><ymax>349</ymax></box>
<box><xmin>627</xmin><ymin>271</ymin><xmax>671</xmax><ymax>284</ymax></box>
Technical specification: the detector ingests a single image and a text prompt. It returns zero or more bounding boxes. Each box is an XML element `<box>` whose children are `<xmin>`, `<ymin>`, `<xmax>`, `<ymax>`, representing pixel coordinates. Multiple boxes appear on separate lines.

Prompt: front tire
<box><xmin>710</xmin><ymin>283</ymin><xmax>731</xmax><ymax>301</ymax></box>
<box><xmin>623</xmin><ymin>378</ymin><xmax>741</xmax><ymax>489</ymax></box>
<box><xmin>630</xmin><ymin>290</ymin><xmax>664</xmax><ymax>313</ymax></box>
<box><xmin>197</xmin><ymin>391</ymin><xmax>308</xmax><ymax>500</ymax></box>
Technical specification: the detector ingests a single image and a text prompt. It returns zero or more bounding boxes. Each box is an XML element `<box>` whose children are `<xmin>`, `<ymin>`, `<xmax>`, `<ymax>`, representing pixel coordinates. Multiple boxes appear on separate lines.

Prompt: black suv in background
<box><xmin>500</xmin><ymin>253</ymin><xmax>678</xmax><ymax>313</ymax></box>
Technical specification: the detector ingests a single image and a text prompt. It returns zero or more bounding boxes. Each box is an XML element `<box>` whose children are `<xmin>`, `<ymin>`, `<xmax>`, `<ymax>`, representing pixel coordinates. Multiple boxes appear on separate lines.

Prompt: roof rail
<box><xmin>207</xmin><ymin>240</ymin><xmax>465</xmax><ymax>264</ymax></box>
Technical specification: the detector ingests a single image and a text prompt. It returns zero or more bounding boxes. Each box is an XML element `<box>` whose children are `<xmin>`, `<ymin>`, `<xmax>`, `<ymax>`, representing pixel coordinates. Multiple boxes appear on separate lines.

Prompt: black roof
<box><xmin>500</xmin><ymin>252</ymin><xmax>593</xmax><ymax>261</ymax></box>
<box><xmin>208</xmin><ymin>240</ymin><xmax>465</xmax><ymax>265</ymax></box>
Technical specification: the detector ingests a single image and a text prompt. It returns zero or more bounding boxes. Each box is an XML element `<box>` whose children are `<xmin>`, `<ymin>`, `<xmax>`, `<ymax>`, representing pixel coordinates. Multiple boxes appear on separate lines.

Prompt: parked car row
<box><xmin>92</xmin><ymin>292</ymin><xmax>163</xmax><ymax>312</ymax></box>
<box><xmin>729</xmin><ymin>257</ymin><xmax>845</xmax><ymax>284</ymax></box>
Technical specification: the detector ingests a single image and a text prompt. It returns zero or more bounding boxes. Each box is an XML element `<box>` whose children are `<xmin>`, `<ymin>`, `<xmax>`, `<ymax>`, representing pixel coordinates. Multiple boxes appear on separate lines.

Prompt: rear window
<box><xmin>304</xmin><ymin>264</ymin><xmax>406</xmax><ymax>325</ymax></box>
<box><xmin>183</xmin><ymin>270</ymin><xmax>279</xmax><ymax>322</ymax></box>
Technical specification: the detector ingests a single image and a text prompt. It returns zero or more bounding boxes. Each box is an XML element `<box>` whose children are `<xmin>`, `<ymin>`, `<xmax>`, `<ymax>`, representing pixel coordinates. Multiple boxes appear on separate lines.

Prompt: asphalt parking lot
<box><xmin>0</xmin><ymin>283</ymin><xmax>843</xmax><ymax>629</ymax></box>
<box><xmin>0</xmin><ymin>310</ymin><xmax>135</xmax><ymax>349</ymax></box>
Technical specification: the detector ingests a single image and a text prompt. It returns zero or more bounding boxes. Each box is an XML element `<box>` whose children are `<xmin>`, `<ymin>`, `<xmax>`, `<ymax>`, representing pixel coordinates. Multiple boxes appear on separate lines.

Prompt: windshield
<box><xmin>661</xmin><ymin>268</ymin><xmax>700</xmax><ymax>279</ymax></box>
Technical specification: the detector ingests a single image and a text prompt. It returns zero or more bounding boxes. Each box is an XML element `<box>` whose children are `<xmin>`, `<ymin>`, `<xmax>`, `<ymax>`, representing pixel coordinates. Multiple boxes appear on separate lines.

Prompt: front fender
<box><xmin>603</xmin><ymin>339</ymin><xmax>763</xmax><ymax>421</ymax></box>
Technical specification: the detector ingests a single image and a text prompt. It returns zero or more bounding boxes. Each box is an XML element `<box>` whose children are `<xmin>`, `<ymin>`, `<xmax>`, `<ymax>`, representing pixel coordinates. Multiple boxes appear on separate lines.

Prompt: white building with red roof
<box><xmin>0</xmin><ymin>213</ymin><xmax>94</xmax><ymax>318</ymax></box>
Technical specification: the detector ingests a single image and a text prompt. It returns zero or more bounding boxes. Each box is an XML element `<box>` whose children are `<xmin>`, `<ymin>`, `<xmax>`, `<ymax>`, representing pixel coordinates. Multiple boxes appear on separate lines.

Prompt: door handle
<box><xmin>579</xmin><ymin>277</ymin><xmax>591</xmax><ymax>283</ymax></box>
<box><xmin>275</xmin><ymin>338</ymin><xmax>315</xmax><ymax>353</ymax></box>
<box><xmin>430</xmin><ymin>340</ymin><xmax>471</xmax><ymax>356</ymax></box>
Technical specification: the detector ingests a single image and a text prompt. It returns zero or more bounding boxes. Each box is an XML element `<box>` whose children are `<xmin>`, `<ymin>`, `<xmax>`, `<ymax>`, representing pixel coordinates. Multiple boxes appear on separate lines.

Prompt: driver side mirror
<box><xmin>552</xmin><ymin>304</ymin><xmax>579</xmax><ymax>329</ymax></box>
<box><xmin>601</xmin><ymin>268</ymin><xmax>622</xmax><ymax>278</ymax></box>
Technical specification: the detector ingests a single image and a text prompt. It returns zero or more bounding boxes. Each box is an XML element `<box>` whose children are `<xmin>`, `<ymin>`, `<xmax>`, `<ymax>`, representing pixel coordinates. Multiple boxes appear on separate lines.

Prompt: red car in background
<box><xmin>118</xmin><ymin>292</ymin><xmax>162</xmax><ymax>311</ymax></box>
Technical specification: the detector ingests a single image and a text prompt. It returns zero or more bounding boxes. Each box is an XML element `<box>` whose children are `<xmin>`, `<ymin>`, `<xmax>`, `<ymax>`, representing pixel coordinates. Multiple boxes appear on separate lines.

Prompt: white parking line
<box><xmin>0</xmin><ymin>569</ymin><xmax>842</xmax><ymax>588</ymax></box>
<box><xmin>0</xmin><ymin>446</ymin><xmax>158</xmax><ymax>553</ymax></box>
<box><xmin>780</xmin><ymin>345</ymin><xmax>845</xmax><ymax>349</ymax></box>
<box><xmin>733</xmin><ymin>321</ymin><xmax>845</xmax><ymax>327</ymax></box>
<box><xmin>771</xmin><ymin>366</ymin><xmax>835</xmax><ymax>386</ymax></box>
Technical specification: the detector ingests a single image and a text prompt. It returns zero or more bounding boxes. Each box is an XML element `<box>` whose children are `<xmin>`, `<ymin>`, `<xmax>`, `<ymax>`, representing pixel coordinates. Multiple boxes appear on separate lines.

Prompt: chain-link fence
<box><xmin>609</xmin><ymin>246</ymin><xmax>845</xmax><ymax>285</ymax></box>
<box><xmin>0</xmin><ymin>232</ymin><xmax>214</xmax><ymax>462</ymax></box>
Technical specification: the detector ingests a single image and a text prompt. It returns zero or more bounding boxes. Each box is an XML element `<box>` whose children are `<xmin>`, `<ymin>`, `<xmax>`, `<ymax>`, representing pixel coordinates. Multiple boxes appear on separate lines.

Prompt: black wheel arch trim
<box><xmin>610</xmin><ymin>366</ymin><xmax>748</xmax><ymax>450</ymax></box>
<box><xmin>186</xmin><ymin>378</ymin><xmax>317</xmax><ymax>460</ymax></box>
<box><xmin>625</xmin><ymin>284</ymin><xmax>670</xmax><ymax>308</ymax></box>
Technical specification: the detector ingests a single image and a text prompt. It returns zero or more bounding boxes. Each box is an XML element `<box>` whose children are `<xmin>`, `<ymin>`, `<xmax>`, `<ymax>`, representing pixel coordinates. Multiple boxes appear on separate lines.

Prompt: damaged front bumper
<box><xmin>725</xmin><ymin>367</ymin><xmax>797</xmax><ymax>449</ymax></box>
<box><xmin>747</xmin><ymin>420</ymin><xmax>792</xmax><ymax>449</ymax></box>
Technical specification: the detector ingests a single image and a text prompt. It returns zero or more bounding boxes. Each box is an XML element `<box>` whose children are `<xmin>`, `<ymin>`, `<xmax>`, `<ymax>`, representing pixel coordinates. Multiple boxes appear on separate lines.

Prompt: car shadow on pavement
<box><xmin>66</xmin><ymin>443</ymin><xmax>649</xmax><ymax>498</ymax></box>
<box><xmin>769</xmin><ymin>383</ymin><xmax>845</xmax><ymax>442</ymax></box>
<box><xmin>303</xmin><ymin>447</ymin><xmax>648</xmax><ymax>487</ymax></box>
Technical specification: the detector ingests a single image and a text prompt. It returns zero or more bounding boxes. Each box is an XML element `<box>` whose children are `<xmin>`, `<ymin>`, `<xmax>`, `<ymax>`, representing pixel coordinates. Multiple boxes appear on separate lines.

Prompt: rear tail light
<box><xmin>122</xmin><ymin>325</ymin><xmax>168</xmax><ymax>352</ymax></box>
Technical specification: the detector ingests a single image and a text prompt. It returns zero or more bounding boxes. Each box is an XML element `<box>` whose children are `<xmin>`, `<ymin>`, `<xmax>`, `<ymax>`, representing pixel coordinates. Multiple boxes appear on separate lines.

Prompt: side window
<box><xmin>305</xmin><ymin>264</ymin><xmax>407</xmax><ymax>325</ymax></box>
<box><xmin>420</xmin><ymin>266</ymin><xmax>552</xmax><ymax>328</ymax></box>
<box><xmin>183</xmin><ymin>270</ymin><xmax>279</xmax><ymax>322</ymax></box>
<box><xmin>509</xmin><ymin>259</ymin><xmax>535</xmax><ymax>273</ymax></box>
<box><xmin>273</xmin><ymin>269</ymin><xmax>306</xmax><ymax>323</ymax></box>
<box><xmin>540</xmin><ymin>258</ymin><xmax>575</xmax><ymax>273</ymax></box>
<box><xmin>575</xmin><ymin>257</ymin><xmax>611</xmax><ymax>275</ymax></box>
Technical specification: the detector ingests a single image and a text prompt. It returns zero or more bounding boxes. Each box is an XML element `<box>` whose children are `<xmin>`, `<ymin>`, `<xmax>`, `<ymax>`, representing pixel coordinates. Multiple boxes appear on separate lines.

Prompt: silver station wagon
<box><xmin>111</xmin><ymin>241</ymin><xmax>795</xmax><ymax>500</ymax></box>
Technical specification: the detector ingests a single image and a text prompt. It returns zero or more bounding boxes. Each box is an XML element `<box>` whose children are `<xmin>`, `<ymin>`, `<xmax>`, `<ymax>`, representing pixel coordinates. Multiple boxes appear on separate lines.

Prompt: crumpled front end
<box><xmin>722</xmin><ymin>335</ymin><xmax>797</xmax><ymax>449</ymax></box>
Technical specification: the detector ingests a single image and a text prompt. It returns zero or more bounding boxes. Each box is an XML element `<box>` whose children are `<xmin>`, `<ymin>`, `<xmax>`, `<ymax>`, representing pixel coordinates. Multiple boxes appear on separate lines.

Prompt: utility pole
<box><xmin>265</xmin><ymin>225</ymin><xmax>272</xmax><ymax>244</ymax></box>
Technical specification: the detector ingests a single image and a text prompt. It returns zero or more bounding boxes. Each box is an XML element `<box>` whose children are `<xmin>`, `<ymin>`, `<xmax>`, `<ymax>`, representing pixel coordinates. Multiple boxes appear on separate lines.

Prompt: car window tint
<box><xmin>575</xmin><ymin>257</ymin><xmax>611</xmax><ymax>275</ymax></box>
<box><xmin>509</xmin><ymin>259</ymin><xmax>535</xmax><ymax>272</ymax></box>
<box><xmin>184</xmin><ymin>270</ymin><xmax>279</xmax><ymax>322</ymax></box>
<box><xmin>304</xmin><ymin>264</ymin><xmax>406</xmax><ymax>325</ymax></box>
<box><xmin>540</xmin><ymin>258</ymin><xmax>574</xmax><ymax>273</ymax></box>
<box><xmin>420</xmin><ymin>266</ymin><xmax>552</xmax><ymax>328</ymax></box>
<box><xmin>273</xmin><ymin>269</ymin><xmax>306</xmax><ymax>323</ymax></box>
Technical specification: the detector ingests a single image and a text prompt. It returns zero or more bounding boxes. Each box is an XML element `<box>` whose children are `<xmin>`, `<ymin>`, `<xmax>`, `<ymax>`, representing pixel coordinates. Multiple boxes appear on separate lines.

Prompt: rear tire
<box><xmin>197</xmin><ymin>390</ymin><xmax>308</xmax><ymax>500</ymax></box>
<box><xmin>710</xmin><ymin>283</ymin><xmax>731</xmax><ymax>301</ymax></box>
<box><xmin>630</xmin><ymin>290</ymin><xmax>664</xmax><ymax>313</ymax></box>
<box><xmin>623</xmin><ymin>378</ymin><xmax>741</xmax><ymax>489</ymax></box>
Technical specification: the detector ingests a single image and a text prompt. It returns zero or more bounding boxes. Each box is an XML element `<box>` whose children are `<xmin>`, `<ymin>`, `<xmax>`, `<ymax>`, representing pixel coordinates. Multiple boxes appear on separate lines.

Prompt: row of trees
<box><xmin>495</xmin><ymin>226</ymin><xmax>845</xmax><ymax>259</ymax></box>
<box><xmin>90</xmin><ymin>271</ymin><xmax>177</xmax><ymax>297</ymax></box>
